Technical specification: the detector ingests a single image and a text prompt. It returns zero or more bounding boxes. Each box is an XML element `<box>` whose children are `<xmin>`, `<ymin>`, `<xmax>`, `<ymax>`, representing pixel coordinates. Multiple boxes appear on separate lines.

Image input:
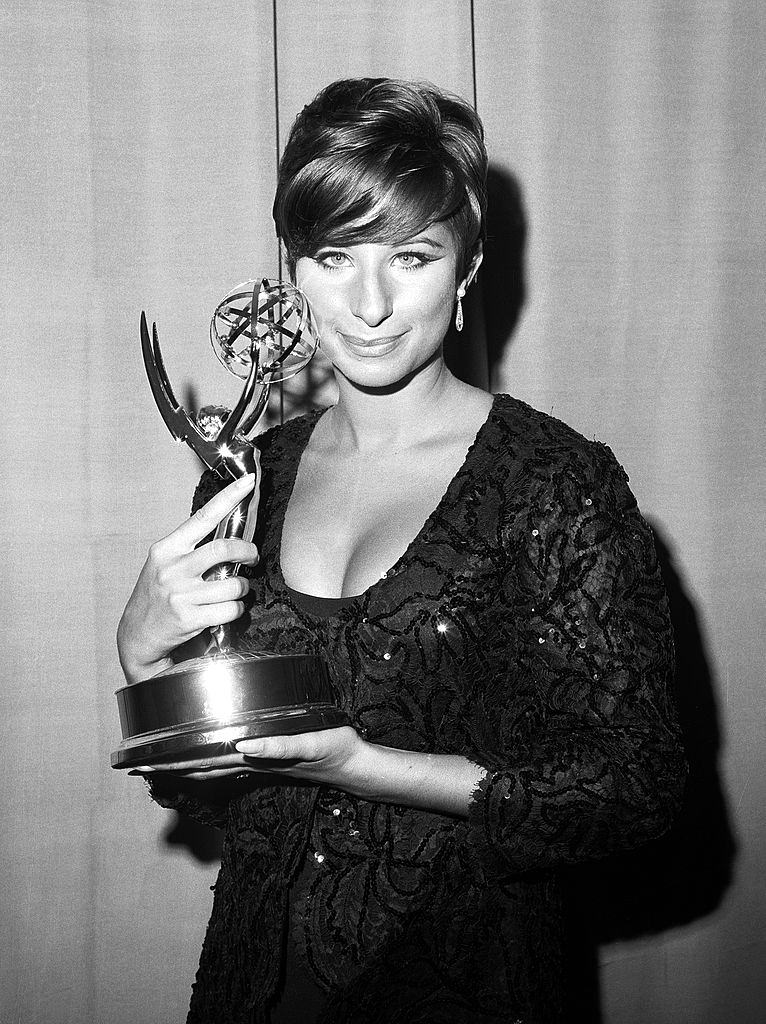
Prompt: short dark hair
<box><xmin>273</xmin><ymin>78</ymin><xmax>488</xmax><ymax>279</ymax></box>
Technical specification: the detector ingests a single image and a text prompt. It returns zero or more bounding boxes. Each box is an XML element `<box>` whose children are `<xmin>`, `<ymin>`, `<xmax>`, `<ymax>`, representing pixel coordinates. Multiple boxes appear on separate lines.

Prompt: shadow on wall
<box><xmin>562</xmin><ymin>526</ymin><xmax>737</xmax><ymax>1022</ymax></box>
<box><xmin>445</xmin><ymin>163</ymin><xmax>527</xmax><ymax>388</ymax></box>
<box><xmin>164</xmin><ymin>811</ymin><xmax>224</xmax><ymax>864</ymax></box>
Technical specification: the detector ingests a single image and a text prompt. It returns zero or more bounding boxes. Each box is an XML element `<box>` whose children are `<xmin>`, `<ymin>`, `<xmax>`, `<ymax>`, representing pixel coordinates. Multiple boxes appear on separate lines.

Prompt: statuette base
<box><xmin>111</xmin><ymin>651</ymin><xmax>347</xmax><ymax>769</ymax></box>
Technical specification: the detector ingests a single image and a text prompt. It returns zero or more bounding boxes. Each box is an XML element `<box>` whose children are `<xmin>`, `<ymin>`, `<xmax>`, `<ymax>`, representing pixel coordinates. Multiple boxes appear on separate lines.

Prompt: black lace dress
<box><xmin>149</xmin><ymin>394</ymin><xmax>686</xmax><ymax>1024</ymax></box>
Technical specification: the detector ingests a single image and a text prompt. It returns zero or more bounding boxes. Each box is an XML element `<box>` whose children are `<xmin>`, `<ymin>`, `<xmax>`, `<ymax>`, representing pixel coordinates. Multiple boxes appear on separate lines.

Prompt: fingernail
<box><xmin>238</xmin><ymin>473</ymin><xmax>255</xmax><ymax>486</ymax></box>
<box><xmin>236</xmin><ymin>739</ymin><xmax>264</xmax><ymax>755</ymax></box>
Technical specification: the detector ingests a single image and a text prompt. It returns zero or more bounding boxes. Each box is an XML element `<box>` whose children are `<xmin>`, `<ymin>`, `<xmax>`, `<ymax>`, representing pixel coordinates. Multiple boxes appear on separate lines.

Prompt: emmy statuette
<box><xmin>111</xmin><ymin>279</ymin><xmax>347</xmax><ymax>770</ymax></box>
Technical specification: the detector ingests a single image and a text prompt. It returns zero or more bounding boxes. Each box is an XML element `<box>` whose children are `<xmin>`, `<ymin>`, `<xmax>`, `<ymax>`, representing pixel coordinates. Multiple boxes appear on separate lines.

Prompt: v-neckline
<box><xmin>274</xmin><ymin>393</ymin><xmax>500</xmax><ymax>605</ymax></box>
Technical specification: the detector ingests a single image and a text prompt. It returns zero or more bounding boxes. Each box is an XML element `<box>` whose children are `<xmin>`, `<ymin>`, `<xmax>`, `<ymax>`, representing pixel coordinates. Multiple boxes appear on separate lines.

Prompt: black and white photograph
<box><xmin>1</xmin><ymin>3</ymin><xmax>763</xmax><ymax>1022</ymax></box>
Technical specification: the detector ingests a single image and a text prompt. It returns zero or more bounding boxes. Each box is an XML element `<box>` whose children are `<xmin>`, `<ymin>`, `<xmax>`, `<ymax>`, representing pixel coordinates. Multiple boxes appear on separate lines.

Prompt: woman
<box><xmin>118</xmin><ymin>79</ymin><xmax>686</xmax><ymax>1024</ymax></box>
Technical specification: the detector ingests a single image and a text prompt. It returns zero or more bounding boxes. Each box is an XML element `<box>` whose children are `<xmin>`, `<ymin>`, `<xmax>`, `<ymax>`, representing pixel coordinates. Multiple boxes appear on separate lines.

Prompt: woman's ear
<box><xmin>458</xmin><ymin>243</ymin><xmax>484</xmax><ymax>296</ymax></box>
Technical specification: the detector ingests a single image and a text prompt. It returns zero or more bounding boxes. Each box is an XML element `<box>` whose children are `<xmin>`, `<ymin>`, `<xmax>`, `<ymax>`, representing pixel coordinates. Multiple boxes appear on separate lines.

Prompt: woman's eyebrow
<box><xmin>397</xmin><ymin>235</ymin><xmax>446</xmax><ymax>249</ymax></box>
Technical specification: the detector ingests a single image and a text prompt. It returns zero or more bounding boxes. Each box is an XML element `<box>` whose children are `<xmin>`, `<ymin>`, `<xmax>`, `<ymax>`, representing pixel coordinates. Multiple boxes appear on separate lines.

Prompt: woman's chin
<box><xmin>328</xmin><ymin>341</ymin><xmax>445</xmax><ymax>393</ymax></box>
<box><xmin>332</xmin><ymin>355</ymin><xmax>439</xmax><ymax>394</ymax></box>
<box><xmin>334</xmin><ymin>362</ymin><xmax>410</xmax><ymax>392</ymax></box>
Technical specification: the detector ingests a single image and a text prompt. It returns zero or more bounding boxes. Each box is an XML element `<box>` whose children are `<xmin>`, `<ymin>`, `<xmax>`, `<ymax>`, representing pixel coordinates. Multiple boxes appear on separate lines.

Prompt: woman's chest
<box><xmin>279</xmin><ymin>439</ymin><xmax>477</xmax><ymax>598</ymax></box>
<box><xmin>255</xmin><ymin>468</ymin><xmax>522</xmax><ymax>742</ymax></box>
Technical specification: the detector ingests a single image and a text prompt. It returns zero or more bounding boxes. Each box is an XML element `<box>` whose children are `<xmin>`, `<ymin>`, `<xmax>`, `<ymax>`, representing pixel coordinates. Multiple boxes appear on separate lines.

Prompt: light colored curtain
<box><xmin>478</xmin><ymin>5</ymin><xmax>764</xmax><ymax>1021</ymax></box>
<box><xmin>1</xmin><ymin>2</ymin><xmax>763</xmax><ymax>1022</ymax></box>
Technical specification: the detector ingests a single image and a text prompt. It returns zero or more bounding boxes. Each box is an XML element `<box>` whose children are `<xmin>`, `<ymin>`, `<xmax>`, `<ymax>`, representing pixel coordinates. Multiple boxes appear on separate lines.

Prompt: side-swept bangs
<box><xmin>273</xmin><ymin>79</ymin><xmax>487</xmax><ymax>278</ymax></box>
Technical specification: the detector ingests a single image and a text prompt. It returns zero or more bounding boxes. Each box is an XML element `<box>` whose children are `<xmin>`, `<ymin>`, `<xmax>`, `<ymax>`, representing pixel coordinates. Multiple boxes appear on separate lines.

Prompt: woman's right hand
<box><xmin>117</xmin><ymin>473</ymin><xmax>259</xmax><ymax>685</ymax></box>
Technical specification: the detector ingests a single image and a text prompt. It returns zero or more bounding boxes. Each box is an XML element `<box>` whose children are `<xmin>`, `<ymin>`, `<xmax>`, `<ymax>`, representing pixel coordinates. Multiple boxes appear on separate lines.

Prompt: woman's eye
<box><xmin>317</xmin><ymin>251</ymin><xmax>349</xmax><ymax>269</ymax></box>
<box><xmin>393</xmin><ymin>251</ymin><xmax>430</xmax><ymax>269</ymax></box>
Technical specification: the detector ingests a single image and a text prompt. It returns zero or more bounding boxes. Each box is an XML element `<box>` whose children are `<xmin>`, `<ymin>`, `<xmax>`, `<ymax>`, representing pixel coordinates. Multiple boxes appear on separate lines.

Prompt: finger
<box><xmin>192</xmin><ymin>599</ymin><xmax>246</xmax><ymax>628</ymax></box>
<box><xmin>130</xmin><ymin>758</ymin><xmax>274</xmax><ymax>782</ymax></box>
<box><xmin>131</xmin><ymin>766</ymin><xmax>260</xmax><ymax>781</ymax></box>
<box><xmin>182</xmin><ymin>538</ymin><xmax>259</xmax><ymax>578</ymax></box>
<box><xmin>162</xmin><ymin>597</ymin><xmax>247</xmax><ymax>639</ymax></box>
<box><xmin>134</xmin><ymin>752</ymin><xmax>247</xmax><ymax>772</ymax></box>
<box><xmin>184</xmin><ymin>574</ymin><xmax>251</xmax><ymax>606</ymax></box>
<box><xmin>236</xmin><ymin>735</ymin><xmax>308</xmax><ymax>760</ymax></box>
<box><xmin>179</xmin><ymin>768</ymin><xmax>268</xmax><ymax>781</ymax></box>
<box><xmin>167</xmin><ymin>474</ymin><xmax>256</xmax><ymax>553</ymax></box>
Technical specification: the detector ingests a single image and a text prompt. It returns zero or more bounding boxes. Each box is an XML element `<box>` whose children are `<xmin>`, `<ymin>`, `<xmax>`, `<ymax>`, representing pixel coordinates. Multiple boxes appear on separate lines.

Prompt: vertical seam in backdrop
<box><xmin>470</xmin><ymin>0</ymin><xmax>478</xmax><ymax>111</ymax></box>
<box><xmin>272</xmin><ymin>0</ymin><xmax>285</xmax><ymax>423</ymax></box>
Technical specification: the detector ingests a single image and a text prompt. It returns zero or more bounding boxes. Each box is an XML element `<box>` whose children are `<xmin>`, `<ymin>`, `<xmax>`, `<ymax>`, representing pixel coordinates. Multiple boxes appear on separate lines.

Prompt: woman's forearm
<box><xmin>149</xmin><ymin>726</ymin><xmax>488</xmax><ymax>816</ymax></box>
<box><xmin>346</xmin><ymin>742</ymin><xmax>487</xmax><ymax>818</ymax></box>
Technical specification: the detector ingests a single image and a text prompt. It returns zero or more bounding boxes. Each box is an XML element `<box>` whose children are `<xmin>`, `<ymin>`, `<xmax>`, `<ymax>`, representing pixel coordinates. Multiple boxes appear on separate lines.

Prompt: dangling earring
<box><xmin>455</xmin><ymin>288</ymin><xmax>465</xmax><ymax>333</ymax></box>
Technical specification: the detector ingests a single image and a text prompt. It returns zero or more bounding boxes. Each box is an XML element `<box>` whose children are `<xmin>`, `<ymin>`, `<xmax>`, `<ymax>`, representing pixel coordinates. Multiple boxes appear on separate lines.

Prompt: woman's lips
<box><xmin>339</xmin><ymin>332</ymin><xmax>402</xmax><ymax>354</ymax></box>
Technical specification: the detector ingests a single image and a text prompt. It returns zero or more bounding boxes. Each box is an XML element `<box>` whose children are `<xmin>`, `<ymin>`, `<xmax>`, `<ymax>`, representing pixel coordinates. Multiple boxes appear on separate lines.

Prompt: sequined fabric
<box><xmin>149</xmin><ymin>394</ymin><xmax>686</xmax><ymax>1024</ymax></box>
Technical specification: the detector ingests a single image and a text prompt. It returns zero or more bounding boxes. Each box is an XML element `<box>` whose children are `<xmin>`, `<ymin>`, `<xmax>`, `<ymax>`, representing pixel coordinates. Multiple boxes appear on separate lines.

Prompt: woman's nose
<box><xmin>349</xmin><ymin>268</ymin><xmax>393</xmax><ymax>328</ymax></box>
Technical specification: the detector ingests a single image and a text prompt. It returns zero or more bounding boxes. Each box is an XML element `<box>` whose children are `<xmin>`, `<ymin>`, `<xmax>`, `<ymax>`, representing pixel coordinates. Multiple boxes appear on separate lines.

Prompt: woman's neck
<box><xmin>322</xmin><ymin>357</ymin><xmax>472</xmax><ymax>455</ymax></box>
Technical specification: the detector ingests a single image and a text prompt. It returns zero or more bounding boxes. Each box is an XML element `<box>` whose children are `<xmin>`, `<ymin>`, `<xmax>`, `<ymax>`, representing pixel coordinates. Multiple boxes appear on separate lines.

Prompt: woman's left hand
<box><xmin>133</xmin><ymin>726</ymin><xmax>370</xmax><ymax>789</ymax></box>
<box><xmin>236</xmin><ymin>726</ymin><xmax>369</xmax><ymax>788</ymax></box>
<box><xmin>133</xmin><ymin>727</ymin><xmax>484</xmax><ymax>817</ymax></box>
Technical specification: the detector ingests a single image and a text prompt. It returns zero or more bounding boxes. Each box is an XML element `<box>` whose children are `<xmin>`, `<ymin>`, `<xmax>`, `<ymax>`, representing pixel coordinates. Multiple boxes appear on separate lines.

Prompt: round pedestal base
<box><xmin>111</xmin><ymin>651</ymin><xmax>346</xmax><ymax>769</ymax></box>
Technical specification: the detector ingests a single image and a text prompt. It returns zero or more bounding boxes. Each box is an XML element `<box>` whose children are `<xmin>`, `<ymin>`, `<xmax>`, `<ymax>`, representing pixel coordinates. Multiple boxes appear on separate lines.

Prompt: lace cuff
<box><xmin>147</xmin><ymin>774</ymin><xmax>234</xmax><ymax>830</ymax></box>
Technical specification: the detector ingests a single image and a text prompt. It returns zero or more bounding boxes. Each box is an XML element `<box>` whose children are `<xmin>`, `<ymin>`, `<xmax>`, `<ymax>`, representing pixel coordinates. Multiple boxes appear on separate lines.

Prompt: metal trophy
<box><xmin>111</xmin><ymin>279</ymin><xmax>347</xmax><ymax>770</ymax></box>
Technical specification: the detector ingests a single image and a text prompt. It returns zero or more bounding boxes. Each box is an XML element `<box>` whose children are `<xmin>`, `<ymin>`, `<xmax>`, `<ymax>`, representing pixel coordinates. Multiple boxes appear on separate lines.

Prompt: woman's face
<box><xmin>294</xmin><ymin>221</ymin><xmax>460</xmax><ymax>390</ymax></box>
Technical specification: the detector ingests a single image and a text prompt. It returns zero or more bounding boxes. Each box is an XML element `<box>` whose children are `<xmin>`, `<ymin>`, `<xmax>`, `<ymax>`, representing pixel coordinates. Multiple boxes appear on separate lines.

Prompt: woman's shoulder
<box><xmin>254</xmin><ymin>405</ymin><xmax>326</xmax><ymax>458</ymax></box>
<box><xmin>491</xmin><ymin>392</ymin><xmax>593</xmax><ymax>449</ymax></box>
<box><xmin>488</xmin><ymin>393</ymin><xmax>630</xmax><ymax>493</ymax></box>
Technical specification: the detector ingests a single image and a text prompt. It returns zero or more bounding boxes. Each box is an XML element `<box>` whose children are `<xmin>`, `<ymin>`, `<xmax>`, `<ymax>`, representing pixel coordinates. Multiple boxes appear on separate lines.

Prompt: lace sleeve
<box><xmin>467</xmin><ymin>441</ymin><xmax>687</xmax><ymax>875</ymax></box>
<box><xmin>147</xmin><ymin>774</ymin><xmax>232</xmax><ymax>829</ymax></box>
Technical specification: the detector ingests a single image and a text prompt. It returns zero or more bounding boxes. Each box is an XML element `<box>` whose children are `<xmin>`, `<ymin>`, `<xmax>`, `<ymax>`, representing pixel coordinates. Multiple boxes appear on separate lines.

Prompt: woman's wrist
<box><xmin>119</xmin><ymin>653</ymin><xmax>175</xmax><ymax>686</ymax></box>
